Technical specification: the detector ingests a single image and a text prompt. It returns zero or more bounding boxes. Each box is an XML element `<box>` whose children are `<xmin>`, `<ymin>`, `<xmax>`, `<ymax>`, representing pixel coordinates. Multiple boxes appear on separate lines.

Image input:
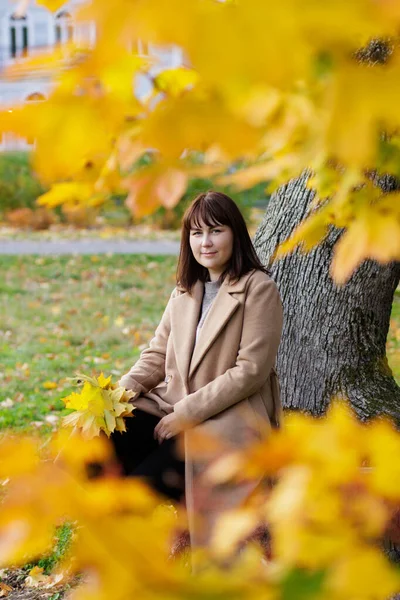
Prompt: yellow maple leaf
<box><xmin>97</xmin><ymin>372</ymin><xmax>112</xmax><ymax>389</ymax></box>
<box><xmin>140</xmin><ymin>93</ymin><xmax>262</xmax><ymax>161</ymax></box>
<box><xmin>124</xmin><ymin>163</ymin><xmax>188</xmax><ymax>218</ymax></box>
<box><xmin>153</xmin><ymin>67</ymin><xmax>200</xmax><ymax>97</ymax></box>
<box><xmin>62</xmin><ymin>373</ymin><xmax>135</xmax><ymax>438</ymax></box>
<box><xmin>331</xmin><ymin>195</ymin><xmax>400</xmax><ymax>284</ymax></box>
<box><xmin>37</xmin><ymin>182</ymin><xmax>98</xmax><ymax>209</ymax></box>
<box><xmin>275</xmin><ymin>206</ymin><xmax>330</xmax><ymax>259</ymax></box>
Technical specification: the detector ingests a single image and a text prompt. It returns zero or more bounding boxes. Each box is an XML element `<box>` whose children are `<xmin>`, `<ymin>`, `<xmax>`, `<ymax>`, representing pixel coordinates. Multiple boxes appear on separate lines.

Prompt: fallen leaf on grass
<box><xmin>25</xmin><ymin>566</ymin><xmax>64</xmax><ymax>589</ymax></box>
<box><xmin>0</xmin><ymin>399</ymin><xmax>14</xmax><ymax>409</ymax></box>
<box><xmin>0</xmin><ymin>582</ymin><xmax>12</xmax><ymax>597</ymax></box>
<box><xmin>43</xmin><ymin>381</ymin><xmax>58</xmax><ymax>390</ymax></box>
<box><xmin>25</xmin><ymin>567</ymin><xmax>49</xmax><ymax>588</ymax></box>
<box><xmin>45</xmin><ymin>415</ymin><xmax>59</xmax><ymax>425</ymax></box>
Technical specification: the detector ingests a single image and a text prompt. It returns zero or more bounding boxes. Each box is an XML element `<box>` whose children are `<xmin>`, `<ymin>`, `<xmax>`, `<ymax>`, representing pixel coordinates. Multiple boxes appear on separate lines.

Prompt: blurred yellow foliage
<box><xmin>2</xmin><ymin>0</ymin><xmax>400</xmax><ymax>280</ymax></box>
<box><xmin>0</xmin><ymin>401</ymin><xmax>399</xmax><ymax>599</ymax></box>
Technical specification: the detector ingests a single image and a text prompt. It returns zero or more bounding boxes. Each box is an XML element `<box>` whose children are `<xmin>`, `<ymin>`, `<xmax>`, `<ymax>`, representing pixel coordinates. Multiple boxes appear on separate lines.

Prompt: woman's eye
<box><xmin>212</xmin><ymin>229</ymin><xmax>222</xmax><ymax>233</ymax></box>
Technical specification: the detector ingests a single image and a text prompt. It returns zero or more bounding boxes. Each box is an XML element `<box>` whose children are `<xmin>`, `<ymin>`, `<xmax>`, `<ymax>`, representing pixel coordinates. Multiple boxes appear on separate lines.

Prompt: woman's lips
<box><xmin>202</xmin><ymin>252</ymin><xmax>217</xmax><ymax>255</ymax></box>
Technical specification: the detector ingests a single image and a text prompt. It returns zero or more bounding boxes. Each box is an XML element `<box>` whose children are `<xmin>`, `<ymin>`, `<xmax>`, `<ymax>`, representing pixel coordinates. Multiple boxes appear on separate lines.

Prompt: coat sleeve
<box><xmin>118</xmin><ymin>287</ymin><xmax>177</xmax><ymax>396</ymax></box>
<box><xmin>173</xmin><ymin>278</ymin><xmax>283</xmax><ymax>426</ymax></box>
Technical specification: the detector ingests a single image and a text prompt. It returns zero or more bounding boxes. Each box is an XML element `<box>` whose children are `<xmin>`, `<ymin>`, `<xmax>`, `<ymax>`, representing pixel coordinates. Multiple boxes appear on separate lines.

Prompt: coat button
<box><xmin>164</xmin><ymin>375</ymin><xmax>172</xmax><ymax>383</ymax></box>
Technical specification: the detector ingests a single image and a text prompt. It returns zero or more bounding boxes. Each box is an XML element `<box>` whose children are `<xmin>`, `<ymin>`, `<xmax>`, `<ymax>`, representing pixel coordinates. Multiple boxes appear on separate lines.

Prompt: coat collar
<box><xmin>171</xmin><ymin>270</ymin><xmax>255</xmax><ymax>390</ymax></box>
<box><xmin>176</xmin><ymin>270</ymin><xmax>253</xmax><ymax>294</ymax></box>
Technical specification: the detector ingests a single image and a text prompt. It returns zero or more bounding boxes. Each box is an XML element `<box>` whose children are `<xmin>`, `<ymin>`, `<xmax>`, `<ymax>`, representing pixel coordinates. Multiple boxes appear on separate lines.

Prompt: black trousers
<box><xmin>109</xmin><ymin>409</ymin><xmax>185</xmax><ymax>503</ymax></box>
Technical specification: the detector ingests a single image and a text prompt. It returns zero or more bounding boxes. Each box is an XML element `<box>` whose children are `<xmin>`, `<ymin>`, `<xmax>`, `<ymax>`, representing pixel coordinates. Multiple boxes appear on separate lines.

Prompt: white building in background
<box><xmin>0</xmin><ymin>0</ymin><xmax>183</xmax><ymax>149</ymax></box>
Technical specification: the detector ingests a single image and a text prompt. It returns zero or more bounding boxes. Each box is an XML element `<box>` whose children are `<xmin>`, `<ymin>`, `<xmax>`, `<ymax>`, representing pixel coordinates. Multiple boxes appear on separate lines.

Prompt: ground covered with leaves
<box><xmin>0</xmin><ymin>254</ymin><xmax>177</xmax><ymax>432</ymax></box>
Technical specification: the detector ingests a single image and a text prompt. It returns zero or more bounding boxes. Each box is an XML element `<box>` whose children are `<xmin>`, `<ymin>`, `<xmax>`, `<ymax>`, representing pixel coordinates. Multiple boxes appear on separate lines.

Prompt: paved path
<box><xmin>0</xmin><ymin>239</ymin><xmax>181</xmax><ymax>255</ymax></box>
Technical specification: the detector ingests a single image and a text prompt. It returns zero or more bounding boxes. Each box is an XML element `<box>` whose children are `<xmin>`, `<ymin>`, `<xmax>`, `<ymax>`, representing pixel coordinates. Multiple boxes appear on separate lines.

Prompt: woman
<box><xmin>113</xmin><ymin>190</ymin><xmax>283</xmax><ymax>556</ymax></box>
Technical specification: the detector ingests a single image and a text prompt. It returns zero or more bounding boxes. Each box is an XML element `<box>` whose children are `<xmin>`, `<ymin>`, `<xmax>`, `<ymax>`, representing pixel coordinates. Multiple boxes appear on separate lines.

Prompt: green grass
<box><xmin>25</xmin><ymin>522</ymin><xmax>74</xmax><ymax>575</ymax></box>
<box><xmin>387</xmin><ymin>288</ymin><xmax>400</xmax><ymax>383</ymax></box>
<box><xmin>0</xmin><ymin>255</ymin><xmax>177</xmax><ymax>432</ymax></box>
<box><xmin>1</xmin><ymin>255</ymin><xmax>399</xmax><ymax>433</ymax></box>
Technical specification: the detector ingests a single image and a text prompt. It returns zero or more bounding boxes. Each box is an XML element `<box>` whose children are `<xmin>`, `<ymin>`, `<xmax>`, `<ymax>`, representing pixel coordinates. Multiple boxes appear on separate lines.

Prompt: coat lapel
<box><xmin>170</xmin><ymin>280</ymin><xmax>203</xmax><ymax>391</ymax></box>
<box><xmin>189</xmin><ymin>285</ymin><xmax>239</xmax><ymax>378</ymax></box>
<box><xmin>170</xmin><ymin>270</ymin><xmax>255</xmax><ymax>387</ymax></box>
<box><xmin>189</xmin><ymin>270</ymin><xmax>255</xmax><ymax>378</ymax></box>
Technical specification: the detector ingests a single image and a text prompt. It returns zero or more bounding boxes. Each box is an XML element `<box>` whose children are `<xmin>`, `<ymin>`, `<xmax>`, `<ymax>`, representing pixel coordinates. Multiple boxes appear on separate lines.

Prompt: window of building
<box><xmin>10</xmin><ymin>14</ymin><xmax>29</xmax><ymax>58</ymax></box>
<box><xmin>55</xmin><ymin>11</ymin><xmax>73</xmax><ymax>44</ymax></box>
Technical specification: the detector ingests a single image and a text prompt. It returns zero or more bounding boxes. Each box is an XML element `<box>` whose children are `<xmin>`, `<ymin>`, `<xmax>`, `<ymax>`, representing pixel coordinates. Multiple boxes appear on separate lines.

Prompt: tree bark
<box><xmin>253</xmin><ymin>171</ymin><xmax>400</xmax><ymax>424</ymax></box>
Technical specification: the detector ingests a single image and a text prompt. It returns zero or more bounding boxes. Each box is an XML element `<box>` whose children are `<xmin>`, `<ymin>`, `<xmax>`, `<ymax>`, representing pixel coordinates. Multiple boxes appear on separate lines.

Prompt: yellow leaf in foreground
<box><xmin>275</xmin><ymin>207</ymin><xmax>329</xmax><ymax>259</ymax></box>
<box><xmin>37</xmin><ymin>183</ymin><xmax>97</xmax><ymax>209</ymax></box>
<box><xmin>141</xmin><ymin>94</ymin><xmax>262</xmax><ymax>160</ymax></box>
<box><xmin>217</xmin><ymin>159</ymin><xmax>290</xmax><ymax>191</ymax></box>
<box><xmin>366</xmin><ymin>419</ymin><xmax>400</xmax><ymax>501</ymax></box>
<box><xmin>327</xmin><ymin>546</ymin><xmax>400</xmax><ymax>599</ymax></box>
<box><xmin>36</xmin><ymin>0</ymin><xmax>65</xmax><ymax>10</ymax></box>
<box><xmin>153</xmin><ymin>67</ymin><xmax>200</xmax><ymax>97</ymax></box>
<box><xmin>331</xmin><ymin>196</ymin><xmax>400</xmax><ymax>284</ymax></box>
<box><xmin>206</xmin><ymin>452</ymin><xmax>245</xmax><ymax>484</ymax></box>
<box><xmin>51</xmin><ymin>429</ymin><xmax>112</xmax><ymax>480</ymax></box>
<box><xmin>211</xmin><ymin>509</ymin><xmax>258</xmax><ymax>558</ymax></box>
<box><xmin>0</xmin><ymin>99</ymin><xmax>114</xmax><ymax>183</ymax></box>
<box><xmin>124</xmin><ymin>165</ymin><xmax>188</xmax><ymax>218</ymax></box>
<box><xmin>0</xmin><ymin>437</ymin><xmax>40</xmax><ymax>479</ymax></box>
<box><xmin>0</xmin><ymin>519</ymin><xmax>55</xmax><ymax>569</ymax></box>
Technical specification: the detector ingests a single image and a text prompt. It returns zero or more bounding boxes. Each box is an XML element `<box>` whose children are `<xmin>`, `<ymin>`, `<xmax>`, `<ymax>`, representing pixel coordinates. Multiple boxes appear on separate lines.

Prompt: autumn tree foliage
<box><xmin>1</xmin><ymin>0</ymin><xmax>400</xmax><ymax>284</ymax></box>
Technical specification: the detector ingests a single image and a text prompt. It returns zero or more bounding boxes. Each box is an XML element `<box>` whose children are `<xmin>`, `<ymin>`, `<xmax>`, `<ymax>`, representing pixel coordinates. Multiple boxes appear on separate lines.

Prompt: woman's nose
<box><xmin>201</xmin><ymin>235</ymin><xmax>212</xmax><ymax>246</ymax></box>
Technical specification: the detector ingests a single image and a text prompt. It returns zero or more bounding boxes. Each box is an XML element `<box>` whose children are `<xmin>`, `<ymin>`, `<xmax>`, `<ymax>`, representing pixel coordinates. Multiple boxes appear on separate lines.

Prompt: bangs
<box><xmin>185</xmin><ymin>195</ymin><xmax>228</xmax><ymax>230</ymax></box>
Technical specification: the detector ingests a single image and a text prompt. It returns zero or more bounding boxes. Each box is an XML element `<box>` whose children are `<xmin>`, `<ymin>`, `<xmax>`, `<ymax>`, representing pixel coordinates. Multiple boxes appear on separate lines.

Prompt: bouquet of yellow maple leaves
<box><xmin>62</xmin><ymin>372</ymin><xmax>136</xmax><ymax>439</ymax></box>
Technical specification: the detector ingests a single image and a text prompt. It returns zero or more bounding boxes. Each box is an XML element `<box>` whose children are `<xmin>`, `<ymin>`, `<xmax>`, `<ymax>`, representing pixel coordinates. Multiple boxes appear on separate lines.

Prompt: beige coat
<box><xmin>119</xmin><ymin>268</ymin><xmax>283</xmax><ymax>550</ymax></box>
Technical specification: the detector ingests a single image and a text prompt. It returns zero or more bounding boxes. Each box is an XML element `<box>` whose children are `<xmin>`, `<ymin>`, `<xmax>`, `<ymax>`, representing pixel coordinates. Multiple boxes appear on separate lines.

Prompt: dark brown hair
<box><xmin>176</xmin><ymin>191</ymin><xmax>268</xmax><ymax>293</ymax></box>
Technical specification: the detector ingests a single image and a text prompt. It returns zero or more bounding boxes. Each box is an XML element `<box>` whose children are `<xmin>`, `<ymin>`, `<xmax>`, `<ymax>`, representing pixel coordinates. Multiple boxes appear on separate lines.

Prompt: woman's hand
<box><xmin>154</xmin><ymin>412</ymin><xmax>185</xmax><ymax>444</ymax></box>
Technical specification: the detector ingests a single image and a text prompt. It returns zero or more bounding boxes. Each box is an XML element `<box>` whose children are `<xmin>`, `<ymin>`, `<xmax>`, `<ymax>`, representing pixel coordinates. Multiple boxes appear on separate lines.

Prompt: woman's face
<box><xmin>189</xmin><ymin>218</ymin><xmax>234</xmax><ymax>281</ymax></box>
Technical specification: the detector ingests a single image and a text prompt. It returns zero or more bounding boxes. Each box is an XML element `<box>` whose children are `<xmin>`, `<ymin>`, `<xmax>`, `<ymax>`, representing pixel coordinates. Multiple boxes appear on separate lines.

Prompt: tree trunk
<box><xmin>253</xmin><ymin>171</ymin><xmax>400</xmax><ymax>424</ymax></box>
